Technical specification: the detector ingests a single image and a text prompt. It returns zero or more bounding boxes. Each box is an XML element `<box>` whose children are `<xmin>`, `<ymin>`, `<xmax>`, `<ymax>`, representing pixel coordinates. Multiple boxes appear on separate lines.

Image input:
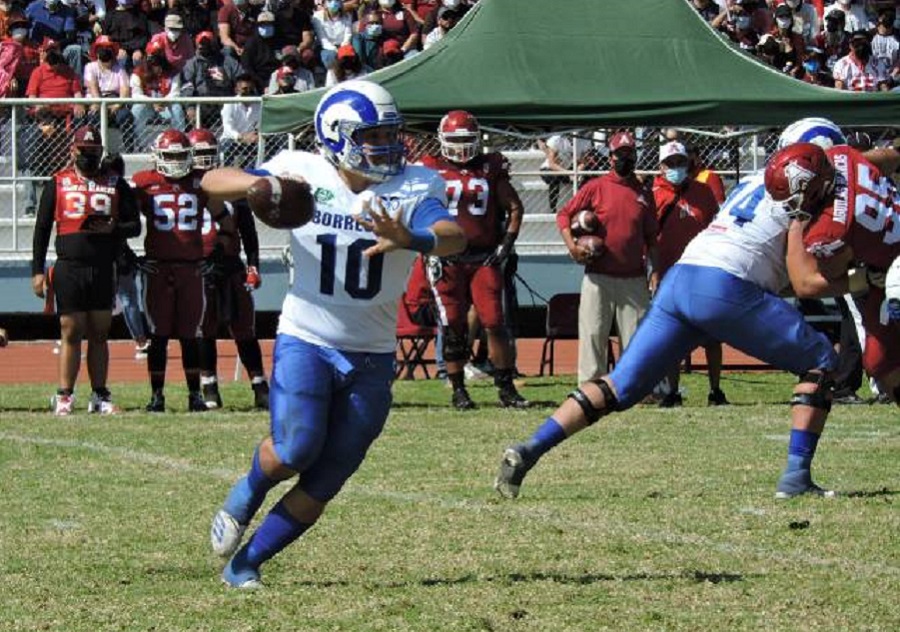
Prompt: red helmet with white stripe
<box><xmin>438</xmin><ymin>110</ymin><xmax>481</xmax><ymax>163</ymax></box>
<box><xmin>764</xmin><ymin>142</ymin><xmax>836</xmax><ymax>221</ymax></box>
<box><xmin>153</xmin><ymin>129</ymin><xmax>193</xmax><ymax>179</ymax></box>
<box><xmin>187</xmin><ymin>128</ymin><xmax>219</xmax><ymax>171</ymax></box>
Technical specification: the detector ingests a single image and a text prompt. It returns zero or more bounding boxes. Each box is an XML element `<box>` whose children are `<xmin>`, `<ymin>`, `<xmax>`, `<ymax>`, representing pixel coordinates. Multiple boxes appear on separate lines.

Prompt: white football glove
<box><xmin>881</xmin><ymin>256</ymin><xmax>900</xmax><ymax>325</ymax></box>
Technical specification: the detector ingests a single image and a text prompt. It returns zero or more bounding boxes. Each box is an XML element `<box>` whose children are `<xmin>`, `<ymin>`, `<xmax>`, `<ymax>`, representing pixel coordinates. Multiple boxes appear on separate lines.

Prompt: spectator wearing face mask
<box><xmin>26</xmin><ymin>0</ymin><xmax>84</xmax><ymax>74</ymax></box>
<box><xmin>871</xmin><ymin>7</ymin><xmax>899</xmax><ymax>82</ymax></box>
<box><xmin>771</xmin><ymin>3</ymin><xmax>805</xmax><ymax>78</ymax></box>
<box><xmin>421</xmin><ymin>0</ymin><xmax>460</xmax><ymax>34</ymax></box>
<box><xmin>782</xmin><ymin>0</ymin><xmax>819</xmax><ymax>46</ymax></box>
<box><xmin>220</xmin><ymin>74</ymin><xmax>260</xmax><ymax>168</ymax></box>
<box><xmin>0</xmin><ymin>13</ymin><xmax>39</xmax><ymax>98</ymax></box>
<box><xmin>265</xmin><ymin>44</ymin><xmax>315</xmax><ymax>93</ymax></box>
<box><xmin>824</xmin><ymin>0</ymin><xmax>868</xmax><ymax>33</ymax></box>
<box><xmin>717</xmin><ymin>0</ymin><xmax>761</xmax><ymax>52</ymax></box>
<box><xmin>271</xmin><ymin>0</ymin><xmax>314</xmax><ymax>53</ymax></box>
<box><xmin>651</xmin><ymin>141</ymin><xmax>726</xmax><ymax>407</ymax></box>
<box><xmin>799</xmin><ymin>45</ymin><xmax>832</xmax><ymax>85</ymax></box>
<box><xmin>375</xmin><ymin>0</ymin><xmax>419</xmax><ymax>58</ymax></box>
<box><xmin>218</xmin><ymin>0</ymin><xmax>257</xmax><ymax>57</ymax></box>
<box><xmin>816</xmin><ymin>7</ymin><xmax>851</xmax><ymax>71</ymax></box>
<box><xmin>181</xmin><ymin>31</ymin><xmax>242</xmax><ymax>128</ymax></box>
<box><xmin>132</xmin><ymin>39</ymin><xmax>185</xmax><ymax>148</ymax></box>
<box><xmin>101</xmin><ymin>0</ymin><xmax>150</xmax><ymax>68</ymax></box>
<box><xmin>240</xmin><ymin>9</ymin><xmax>278</xmax><ymax>91</ymax></box>
<box><xmin>312</xmin><ymin>0</ymin><xmax>353</xmax><ymax>84</ymax></box>
<box><xmin>423</xmin><ymin>5</ymin><xmax>456</xmax><ymax>49</ymax></box>
<box><xmin>353</xmin><ymin>8</ymin><xmax>384</xmax><ymax>71</ymax></box>
<box><xmin>147</xmin><ymin>13</ymin><xmax>194</xmax><ymax>73</ymax></box>
<box><xmin>833</xmin><ymin>30</ymin><xmax>891</xmax><ymax>90</ymax></box>
<box><xmin>84</xmin><ymin>35</ymin><xmax>135</xmax><ymax>150</ymax></box>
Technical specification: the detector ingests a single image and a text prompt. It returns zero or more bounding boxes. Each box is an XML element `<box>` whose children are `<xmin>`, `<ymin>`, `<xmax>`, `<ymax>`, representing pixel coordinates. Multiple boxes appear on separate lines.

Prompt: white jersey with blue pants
<box><xmin>256</xmin><ymin>151</ymin><xmax>450</xmax><ymax>501</ymax></box>
<box><xmin>608</xmin><ymin>174</ymin><xmax>837</xmax><ymax>408</ymax></box>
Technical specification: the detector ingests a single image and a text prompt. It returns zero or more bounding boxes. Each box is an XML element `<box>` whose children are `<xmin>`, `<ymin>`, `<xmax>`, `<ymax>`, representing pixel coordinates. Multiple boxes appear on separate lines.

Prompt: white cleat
<box><xmin>211</xmin><ymin>510</ymin><xmax>246</xmax><ymax>558</ymax></box>
<box><xmin>88</xmin><ymin>392</ymin><xmax>121</xmax><ymax>415</ymax></box>
<box><xmin>51</xmin><ymin>393</ymin><xmax>75</xmax><ymax>416</ymax></box>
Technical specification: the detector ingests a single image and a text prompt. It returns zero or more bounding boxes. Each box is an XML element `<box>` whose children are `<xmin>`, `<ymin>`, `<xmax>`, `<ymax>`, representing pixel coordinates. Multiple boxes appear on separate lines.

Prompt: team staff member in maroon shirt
<box><xmin>557</xmin><ymin>130</ymin><xmax>660</xmax><ymax>383</ymax></box>
<box><xmin>652</xmin><ymin>141</ymin><xmax>726</xmax><ymax>408</ymax></box>
<box><xmin>31</xmin><ymin>126</ymin><xmax>141</xmax><ymax>415</ymax></box>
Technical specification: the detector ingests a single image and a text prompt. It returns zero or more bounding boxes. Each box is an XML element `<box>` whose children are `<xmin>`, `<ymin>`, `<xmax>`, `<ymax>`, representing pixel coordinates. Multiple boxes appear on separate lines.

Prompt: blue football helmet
<box><xmin>777</xmin><ymin>117</ymin><xmax>846</xmax><ymax>151</ymax></box>
<box><xmin>314</xmin><ymin>80</ymin><xmax>405</xmax><ymax>183</ymax></box>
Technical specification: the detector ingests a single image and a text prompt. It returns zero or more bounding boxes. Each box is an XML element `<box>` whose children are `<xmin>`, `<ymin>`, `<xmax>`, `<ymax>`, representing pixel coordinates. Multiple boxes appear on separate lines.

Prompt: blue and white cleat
<box><xmin>211</xmin><ymin>509</ymin><xmax>247</xmax><ymax>558</ymax></box>
<box><xmin>221</xmin><ymin>557</ymin><xmax>262</xmax><ymax>590</ymax></box>
<box><xmin>775</xmin><ymin>470</ymin><xmax>836</xmax><ymax>499</ymax></box>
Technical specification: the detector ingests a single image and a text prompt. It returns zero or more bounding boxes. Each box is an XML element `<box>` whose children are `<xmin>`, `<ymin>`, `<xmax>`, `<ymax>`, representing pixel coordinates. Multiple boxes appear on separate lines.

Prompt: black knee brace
<box><xmin>790</xmin><ymin>371</ymin><xmax>833</xmax><ymax>412</ymax></box>
<box><xmin>442</xmin><ymin>327</ymin><xmax>469</xmax><ymax>363</ymax></box>
<box><xmin>567</xmin><ymin>379</ymin><xmax>618</xmax><ymax>425</ymax></box>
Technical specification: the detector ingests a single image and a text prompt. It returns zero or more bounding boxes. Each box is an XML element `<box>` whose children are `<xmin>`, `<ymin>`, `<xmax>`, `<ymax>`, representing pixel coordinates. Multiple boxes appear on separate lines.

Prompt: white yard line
<box><xmin>2</xmin><ymin>430</ymin><xmax>898</xmax><ymax>579</ymax></box>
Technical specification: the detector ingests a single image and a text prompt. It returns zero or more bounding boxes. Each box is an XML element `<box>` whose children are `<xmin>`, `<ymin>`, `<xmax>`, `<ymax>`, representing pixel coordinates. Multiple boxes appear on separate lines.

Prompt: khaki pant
<box><xmin>578</xmin><ymin>273</ymin><xmax>650</xmax><ymax>383</ymax></box>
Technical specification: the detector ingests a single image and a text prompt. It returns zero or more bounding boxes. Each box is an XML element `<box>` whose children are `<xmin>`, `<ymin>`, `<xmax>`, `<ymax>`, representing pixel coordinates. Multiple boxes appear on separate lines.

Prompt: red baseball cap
<box><xmin>337</xmin><ymin>44</ymin><xmax>357</xmax><ymax>60</ymax></box>
<box><xmin>382</xmin><ymin>39</ymin><xmax>402</xmax><ymax>55</ymax></box>
<box><xmin>73</xmin><ymin>125</ymin><xmax>103</xmax><ymax>148</ymax></box>
<box><xmin>609</xmin><ymin>131</ymin><xmax>635</xmax><ymax>152</ymax></box>
<box><xmin>195</xmin><ymin>31</ymin><xmax>215</xmax><ymax>45</ymax></box>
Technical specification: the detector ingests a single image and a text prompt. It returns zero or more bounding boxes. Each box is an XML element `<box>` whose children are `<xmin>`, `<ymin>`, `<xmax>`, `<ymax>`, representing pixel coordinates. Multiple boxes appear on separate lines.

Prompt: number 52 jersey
<box><xmin>261</xmin><ymin>151</ymin><xmax>449</xmax><ymax>353</ymax></box>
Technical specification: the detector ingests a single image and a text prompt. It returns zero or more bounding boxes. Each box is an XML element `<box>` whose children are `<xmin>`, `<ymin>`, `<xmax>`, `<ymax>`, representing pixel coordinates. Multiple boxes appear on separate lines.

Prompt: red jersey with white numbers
<box><xmin>53</xmin><ymin>168</ymin><xmax>122</xmax><ymax>236</ymax></box>
<box><xmin>133</xmin><ymin>170</ymin><xmax>206</xmax><ymax>261</ymax></box>
<box><xmin>421</xmin><ymin>152</ymin><xmax>510</xmax><ymax>252</ymax></box>
<box><xmin>803</xmin><ymin>146</ymin><xmax>900</xmax><ymax>270</ymax></box>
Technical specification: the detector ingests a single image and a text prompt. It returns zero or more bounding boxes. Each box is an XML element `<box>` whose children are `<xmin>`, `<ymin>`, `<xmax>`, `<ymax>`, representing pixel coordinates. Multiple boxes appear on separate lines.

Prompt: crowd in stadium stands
<box><xmin>693</xmin><ymin>0</ymin><xmax>899</xmax><ymax>90</ymax></box>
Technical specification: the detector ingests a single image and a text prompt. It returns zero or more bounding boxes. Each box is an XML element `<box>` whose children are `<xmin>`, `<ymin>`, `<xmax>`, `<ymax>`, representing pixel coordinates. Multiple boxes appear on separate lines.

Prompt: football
<box><xmin>246</xmin><ymin>176</ymin><xmax>315</xmax><ymax>230</ymax></box>
<box><xmin>570</xmin><ymin>210</ymin><xmax>600</xmax><ymax>237</ymax></box>
<box><xmin>576</xmin><ymin>234</ymin><xmax>606</xmax><ymax>259</ymax></box>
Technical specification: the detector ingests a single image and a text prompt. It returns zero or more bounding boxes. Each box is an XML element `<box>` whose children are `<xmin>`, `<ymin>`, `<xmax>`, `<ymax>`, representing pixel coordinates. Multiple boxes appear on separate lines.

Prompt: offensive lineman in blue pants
<box><xmin>495</xmin><ymin>118</ymin><xmax>853</xmax><ymax>501</ymax></box>
<box><xmin>201</xmin><ymin>80</ymin><xmax>466</xmax><ymax>588</ymax></box>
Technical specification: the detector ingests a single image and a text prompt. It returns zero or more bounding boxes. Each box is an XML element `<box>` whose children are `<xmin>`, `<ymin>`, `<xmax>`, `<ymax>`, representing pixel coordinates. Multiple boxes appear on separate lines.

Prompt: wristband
<box><xmin>408</xmin><ymin>228</ymin><xmax>437</xmax><ymax>254</ymax></box>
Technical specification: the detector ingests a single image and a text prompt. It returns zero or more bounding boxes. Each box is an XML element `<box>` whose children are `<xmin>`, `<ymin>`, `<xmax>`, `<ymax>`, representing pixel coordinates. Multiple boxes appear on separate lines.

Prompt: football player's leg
<box><xmin>434</xmin><ymin>264</ymin><xmax>474</xmax><ymax>407</ymax></box>
<box><xmin>860</xmin><ymin>287</ymin><xmax>900</xmax><ymax>403</ymax></box>
<box><xmin>496</xmin><ymin>279</ymin><xmax>703</xmax><ymax>498</ymax></box>
<box><xmin>174</xmin><ymin>267</ymin><xmax>206</xmax><ymax>397</ymax></box>
<box><xmin>682</xmin><ymin>268</ymin><xmax>838</xmax><ymax>497</ymax></box>
<box><xmin>215</xmin><ymin>335</ymin><xmax>330</xmax><ymax>561</ymax></box>
<box><xmin>143</xmin><ymin>267</ymin><xmax>175</xmax><ymax>395</ymax></box>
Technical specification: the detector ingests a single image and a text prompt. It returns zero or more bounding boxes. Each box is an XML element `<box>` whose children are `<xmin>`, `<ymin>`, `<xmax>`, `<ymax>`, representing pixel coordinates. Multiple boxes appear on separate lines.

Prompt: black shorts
<box><xmin>53</xmin><ymin>259</ymin><xmax>115</xmax><ymax>315</ymax></box>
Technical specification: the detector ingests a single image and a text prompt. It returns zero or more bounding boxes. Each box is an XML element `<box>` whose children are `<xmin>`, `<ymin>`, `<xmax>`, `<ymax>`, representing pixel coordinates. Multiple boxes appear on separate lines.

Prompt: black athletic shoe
<box><xmin>452</xmin><ymin>387</ymin><xmax>477</xmax><ymax>410</ymax></box>
<box><xmin>252</xmin><ymin>382</ymin><xmax>270</xmax><ymax>410</ymax></box>
<box><xmin>499</xmin><ymin>385</ymin><xmax>530</xmax><ymax>409</ymax></box>
<box><xmin>145</xmin><ymin>390</ymin><xmax>166</xmax><ymax>413</ymax></box>
<box><xmin>707</xmin><ymin>388</ymin><xmax>729</xmax><ymax>406</ymax></box>
<box><xmin>833</xmin><ymin>392</ymin><xmax>866</xmax><ymax>405</ymax></box>
<box><xmin>658</xmin><ymin>392</ymin><xmax>683</xmax><ymax>408</ymax></box>
<box><xmin>188</xmin><ymin>391</ymin><xmax>209</xmax><ymax>412</ymax></box>
<box><xmin>202</xmin><ymin>383</ymin><xmax>223</xmax><ymax>409</ymax></box>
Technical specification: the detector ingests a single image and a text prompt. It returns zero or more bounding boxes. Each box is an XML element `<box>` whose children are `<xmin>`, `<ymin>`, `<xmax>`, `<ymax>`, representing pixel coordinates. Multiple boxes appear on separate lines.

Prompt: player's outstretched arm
<box><xmin>785</xmin><ymin>223</ymin><xmax>851</xmax><ymax>298</ymax></box>
<box><xmin>429</xmin><ymin>219</ymin><xmax>467</xmax><ymax>257</ymax></box>
<box><xmin>201</xmin><ymin>168</ymin><xmax>263</xmax><ymax>202</ymax></box>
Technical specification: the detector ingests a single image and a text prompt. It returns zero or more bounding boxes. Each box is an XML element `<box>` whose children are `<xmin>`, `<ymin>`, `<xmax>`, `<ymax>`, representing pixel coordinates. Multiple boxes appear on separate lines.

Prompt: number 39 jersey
<box><xmin>420</xmin><ymin>152</ymin><xmax>509</xmax><ymax>251</ymax></box>
<box><xmin>679</xmin><ymin>173</ymin><xmax>791</xmax><ymax>294</ymax></box>
<box><xmin>262</xmin><ymin>151</ymin><xmax>448</xmax><ymax>353</ymax></box>
<box><xmin>53</xmin><ymin>168</ymin><xmax>122</xmax><ymax>235</ymax></box>
<box><xmin>132</xmin><ymin>170</ymin><xmax>207</xmax><ymax>261</ymax></box>
<box><xmin>803</xmin><ymin>146</ymin><xmax>900</xmax><ymax>270</ymax></box>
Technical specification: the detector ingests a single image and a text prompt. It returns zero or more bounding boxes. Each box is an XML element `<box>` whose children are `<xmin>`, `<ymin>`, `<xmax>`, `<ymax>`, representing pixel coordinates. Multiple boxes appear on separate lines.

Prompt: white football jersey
<box><xmin>260</xmin><ymin>151</ymin><xmax>447</xmax><ymax>352</ymax></box>
<box><xmin>679</xmin><ymin>173</ymin><xmax>790</xmax><ymax>294</ymax></box>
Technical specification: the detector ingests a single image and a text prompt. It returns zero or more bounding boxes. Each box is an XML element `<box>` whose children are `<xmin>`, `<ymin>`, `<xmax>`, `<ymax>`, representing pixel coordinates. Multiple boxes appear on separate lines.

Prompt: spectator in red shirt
<box><xmin>0</xmin><ymin>13</ymin><xmax>38</xmax><ymax>98</ymax></box>
<box><xmin>146</xmin><ymin>13</ymin><xmax>194</xmax><ymax>73</ymax></box>
<box><xmin>218</xmin><ymin>0</ymin><xmax>257</xmax><ymax>57</ymax></box>
<box><xmin>651</xmin><ymin>141</ymin><xmax>727</xmax><ymax>407</ymax></box>
<box><xmin>556</xmin><ymin>130</ymin><xmax>660</xmax><ymax>383</ymax></box>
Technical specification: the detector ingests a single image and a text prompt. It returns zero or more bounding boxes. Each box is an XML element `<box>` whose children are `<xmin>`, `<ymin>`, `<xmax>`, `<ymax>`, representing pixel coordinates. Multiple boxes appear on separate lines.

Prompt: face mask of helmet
<box><xmin>97</xmin><ymin>47</ymin><xmax>115</xmax><ymax>63</ymax></box>
<box><xmin>440</xmin><ymin>132</ymin><xmax>479</xmax><ymax>163</ymax></box>
<box><xmin>192</xmin><ymin>149</ymin><xmax>218</xmax><ymax>171</ymax></box>
<box><xmin>156</xmin><ymin>149</ymin><xmax>192</xmax><ymax>178</ymax></box>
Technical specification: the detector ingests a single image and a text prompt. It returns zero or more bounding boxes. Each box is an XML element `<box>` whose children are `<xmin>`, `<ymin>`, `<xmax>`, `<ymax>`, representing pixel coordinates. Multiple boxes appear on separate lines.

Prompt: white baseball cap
<box><xmin>659</xmin><ymin>141</ymin><xmax>687</xmax><ymax>163</ymax></box>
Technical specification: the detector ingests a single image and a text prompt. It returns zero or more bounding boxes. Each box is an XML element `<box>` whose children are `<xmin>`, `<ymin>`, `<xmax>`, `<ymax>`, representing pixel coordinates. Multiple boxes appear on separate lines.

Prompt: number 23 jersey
<box><xmin>263</xmin><ymin>151</ymin><xmax>449</xmax><ymax>353</ymax></box>
<box><xmin>803</xmin><ymin>146</ymin><xmax>900</xmax><ymax>270</ymax></box>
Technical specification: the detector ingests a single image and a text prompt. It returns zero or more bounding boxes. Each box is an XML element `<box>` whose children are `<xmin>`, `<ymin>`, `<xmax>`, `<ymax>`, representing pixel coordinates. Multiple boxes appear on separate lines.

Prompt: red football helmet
<box><xmin>153</xmin><ymin>129</ymin><xmax>193</xmax><ymax>179</ymax></box>
<box><xmin>438</xmin><ymin>110</ymin><xmax>481</xmax><ymax>163</ymax></box>
<box><xmin>764</xmin><ymin>142</ymin><xmax>836</xmax><ymax>221</ymax></box>
<box><xmin>187</xmin><ymin>128</ymin><xmax>219</xmax><ymax>171</ymax></box>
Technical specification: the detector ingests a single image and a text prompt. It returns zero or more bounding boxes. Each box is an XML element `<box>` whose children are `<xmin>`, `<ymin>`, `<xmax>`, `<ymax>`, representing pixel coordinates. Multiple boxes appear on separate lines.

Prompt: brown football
<box><xmin>576</xmin><ymin>234</ymin><xmax>606</xmax><ymax>259</ymax></box>
<box><xmin>570</xmin><ymin>210</ymin><xmax>600</xmax><ymax>237</ymax></box>
<box><xmin>246</xmin><ymin>176</ymin><xmax>315</xmax><ymax>230</ymax></box>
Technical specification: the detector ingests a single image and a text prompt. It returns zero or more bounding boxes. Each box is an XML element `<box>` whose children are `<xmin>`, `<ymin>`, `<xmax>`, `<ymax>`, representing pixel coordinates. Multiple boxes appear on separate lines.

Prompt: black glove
<box><xmin>483</xmin><ymin>232</ymin><xmax>517</xmax><ymax>267</ymax></box>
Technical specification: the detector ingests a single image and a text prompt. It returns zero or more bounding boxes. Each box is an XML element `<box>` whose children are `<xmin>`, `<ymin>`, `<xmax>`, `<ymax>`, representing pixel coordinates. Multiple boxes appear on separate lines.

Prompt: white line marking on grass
<box><xmin>3</xmin><ymin>431</ymin><xmax>899</xmax><ymax>579</ymax></box>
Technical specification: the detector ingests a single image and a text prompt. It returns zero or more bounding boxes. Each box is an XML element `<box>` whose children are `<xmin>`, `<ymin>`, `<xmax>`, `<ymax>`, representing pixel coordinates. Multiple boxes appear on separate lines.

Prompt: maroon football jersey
<box><xmin>133</xmin><ymin>170</ymin><xmax>206</xmax><ymax>261</ymax></box>
<box><xmin>53</xmin><ymin>168</ymin><xmax>122</xmax><ymax>236</ymax></box>
<box><xmin>804</xmin><ymin>146</ymin><xmax>900</xmax><ymax>269</ymax></box>
<box><xmin>422</xmin><ymin>152</ymin><xmax>511</xmax><ymax>251</ymax></box>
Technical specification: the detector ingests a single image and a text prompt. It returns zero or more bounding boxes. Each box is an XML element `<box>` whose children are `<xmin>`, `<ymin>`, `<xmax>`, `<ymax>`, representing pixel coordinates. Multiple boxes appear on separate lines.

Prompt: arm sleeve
<box><xmin>31</xmin><ymin>181</ymin><xmax>57</xmax><ymax>275</ymax></box>
<box><xmin>234</xmin><ymin>200</ymin><xmax>260</xmax><ymax>268</ymax></box>
<box><xmin>409</xmin><ymin>197</ymin><xmax>452</xmax><ymax>230</ymax></box>
<box><xmin>114</xmin><ymin>178</ymin><xmax>141</xmax><ymax>238</ymax></box>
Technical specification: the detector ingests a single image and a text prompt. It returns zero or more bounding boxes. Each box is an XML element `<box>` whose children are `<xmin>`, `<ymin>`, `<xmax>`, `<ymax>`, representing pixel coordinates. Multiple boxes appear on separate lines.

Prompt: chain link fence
<box><xmin>1</xmin><ymin>98</ymin><xmax>894</xmax><ymax>257</ymax></box>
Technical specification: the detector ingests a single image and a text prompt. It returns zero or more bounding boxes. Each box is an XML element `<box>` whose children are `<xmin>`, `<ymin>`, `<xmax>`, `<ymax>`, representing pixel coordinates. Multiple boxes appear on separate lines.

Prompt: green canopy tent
<box><xmin>261</xmin><ymin>0</ymin><xmax>899</xmax><ymax>133</ymax></box>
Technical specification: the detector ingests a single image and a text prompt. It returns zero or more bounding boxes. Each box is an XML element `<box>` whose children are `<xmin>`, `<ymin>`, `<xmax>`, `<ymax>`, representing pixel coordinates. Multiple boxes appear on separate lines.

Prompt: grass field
<box><xmin>1</xmin><ymin>372</ymin><xmax>898</xmax><ymax>631</ymax></box>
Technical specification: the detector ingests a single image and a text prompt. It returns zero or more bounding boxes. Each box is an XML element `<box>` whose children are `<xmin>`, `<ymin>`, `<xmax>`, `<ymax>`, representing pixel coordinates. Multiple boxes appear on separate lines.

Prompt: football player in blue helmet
<box><xmin>777</xmin><ymin>117</ymin><xmax>846</xmax><ymax>151</ymax></box>
<box><xmin>200</xmin><ymin>81</ymin><xmax>466</xmax><ymax>589</ymax></box>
